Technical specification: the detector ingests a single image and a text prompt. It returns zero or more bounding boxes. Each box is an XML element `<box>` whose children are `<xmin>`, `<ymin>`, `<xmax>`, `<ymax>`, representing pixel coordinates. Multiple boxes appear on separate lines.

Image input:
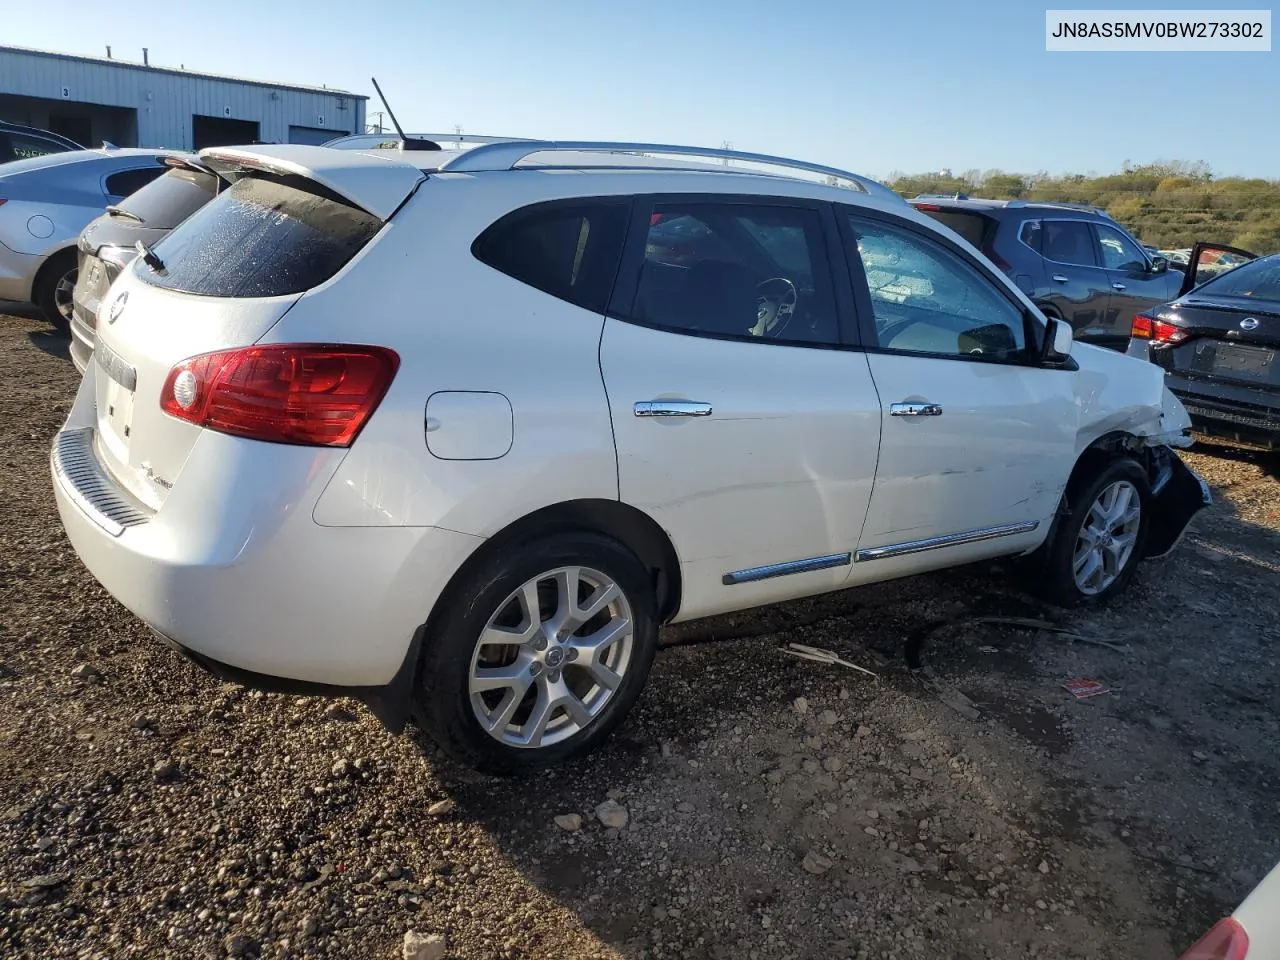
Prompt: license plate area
<box><xmin>1194</xmin><ymin>342</ymin><xmax>1277</xmax><ymax>383</ymax></box>
<box><xmin>1214</xmin><ymin>343</ymin><xmax>1275</xmax><ymax>380</ymax></box>
<box><xmin>94</xmin><ymin>340</ymin><xmax>138</xmax><ymax>461</ymax></box>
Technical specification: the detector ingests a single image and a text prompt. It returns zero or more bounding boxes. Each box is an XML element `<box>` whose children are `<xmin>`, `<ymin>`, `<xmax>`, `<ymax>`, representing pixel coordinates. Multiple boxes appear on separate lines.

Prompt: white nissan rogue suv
<box><xmin>51</xmin><ymin>139</ymin><xmax>1209</xmax><ymax>773</ymax></box>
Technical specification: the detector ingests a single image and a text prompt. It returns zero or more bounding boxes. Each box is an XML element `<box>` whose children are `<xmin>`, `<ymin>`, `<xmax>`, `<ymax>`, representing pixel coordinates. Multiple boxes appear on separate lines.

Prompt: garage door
<box><xmin>289</xmin><ymin>126</ymin><xmax>348</xmax><ymax>146</ymax></box>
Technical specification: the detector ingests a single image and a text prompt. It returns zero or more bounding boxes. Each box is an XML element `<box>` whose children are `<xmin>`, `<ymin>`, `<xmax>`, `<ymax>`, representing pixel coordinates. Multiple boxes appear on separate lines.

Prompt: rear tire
<box><xmin>1028</xmin><ymin>458</ymin><xmax>1151</xmax><ymax>607</ymax></box>
<box><xmin>35</xmin><ymin>249</ymin><xmax>77</xmax><ymax>334</ymax></box>
<box><xmin>414</xmin><ymin>532</ymin><xmax>659</xmax><ymax>775</ymax></box>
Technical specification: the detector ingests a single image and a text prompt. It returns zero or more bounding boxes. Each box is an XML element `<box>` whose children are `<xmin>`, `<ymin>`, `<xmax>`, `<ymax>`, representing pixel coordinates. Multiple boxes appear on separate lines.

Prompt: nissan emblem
<box><xmin>108</xmin><ymin>291</ymin><xmax>128</xmax><ymax>324</ymax></box>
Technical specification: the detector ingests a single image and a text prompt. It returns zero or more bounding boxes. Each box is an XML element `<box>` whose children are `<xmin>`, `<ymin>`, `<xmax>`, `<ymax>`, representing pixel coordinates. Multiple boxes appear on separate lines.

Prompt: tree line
<box><xmin>886</xmin><ymin>161</ymin><xmax>1280</xmax><ymax>254</ymax></box>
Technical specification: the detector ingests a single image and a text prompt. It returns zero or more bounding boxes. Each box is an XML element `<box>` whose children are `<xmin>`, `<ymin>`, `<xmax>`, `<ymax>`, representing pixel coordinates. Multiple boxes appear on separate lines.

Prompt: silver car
<box><xmin>0</xmin><ymin>148</ymin><xmax>187</xmax><ymax>329</ymax></box>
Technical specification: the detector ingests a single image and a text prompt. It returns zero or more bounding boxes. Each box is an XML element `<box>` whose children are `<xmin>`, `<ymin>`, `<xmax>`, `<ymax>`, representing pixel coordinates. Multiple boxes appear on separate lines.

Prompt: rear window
<box><xmin>115</xmin><ymin>166</ymin><xmax>222</xmax><ymax>227</ymax></box>
<box><xmin>1189</xmin><ymin>255</ymin><xmax>1280</xmax><ymax>301</ymax></box>
<box><xmin>914</xmin><ymin>210</ymin><xmax>992</xmax><ymax>250</ymax></box>
<box><xmin>140</xmin><ymin>175</ymin><xmax>381</xmax><ymax>298</ymax></box>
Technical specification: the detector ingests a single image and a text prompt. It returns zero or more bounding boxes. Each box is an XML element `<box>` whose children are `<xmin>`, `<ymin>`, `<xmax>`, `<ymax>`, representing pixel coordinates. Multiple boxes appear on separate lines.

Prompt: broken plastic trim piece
<box><xmin>1143</xmin><ymin>452</ymin><xmax>1212</xmax><ymax>559</ymax></box>
<box><xmin>1141</xmin><ymin>428</ymin><xmax>1196</xmax><ymax>450</ymax></box>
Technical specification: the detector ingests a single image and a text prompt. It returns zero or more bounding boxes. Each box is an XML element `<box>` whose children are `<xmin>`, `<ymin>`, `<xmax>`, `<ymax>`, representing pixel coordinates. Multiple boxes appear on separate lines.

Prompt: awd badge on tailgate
<box><xmin>107</xmin><ymin>291</ymin><xmax>128</xmax><ymax>324</ymax></box>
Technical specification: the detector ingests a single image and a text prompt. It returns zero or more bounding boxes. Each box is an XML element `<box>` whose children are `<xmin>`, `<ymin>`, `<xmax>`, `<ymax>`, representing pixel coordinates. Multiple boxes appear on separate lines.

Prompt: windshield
<box><xmin>1187</xmin><ymin>254</ymin><xmax>1280</xmax><ymax>303</ymax></box>
<box><xmin>140</xmin><ymin>174</ymin><xmax>382</xmax><ymax>298</ymax></box>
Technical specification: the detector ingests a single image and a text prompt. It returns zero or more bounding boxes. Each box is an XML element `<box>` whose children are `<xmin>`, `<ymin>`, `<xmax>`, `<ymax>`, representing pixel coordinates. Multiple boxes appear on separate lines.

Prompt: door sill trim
<box><xmin>856</xmin><ymin>521</ymin><xmax>1038</xmax><ymax>562</ymax></box>
<box><xmin>723</xmin><ymin>552</ymin><xmax>852</xmax><ymax>585</ymax></box>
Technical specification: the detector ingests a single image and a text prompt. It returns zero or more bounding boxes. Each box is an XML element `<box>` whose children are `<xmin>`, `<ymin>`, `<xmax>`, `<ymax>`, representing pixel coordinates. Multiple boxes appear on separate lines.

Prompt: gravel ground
<box><xmin>1</xmin><ymin>310</ymin><xmax>1278</xmax><ymax>960</ymax></box>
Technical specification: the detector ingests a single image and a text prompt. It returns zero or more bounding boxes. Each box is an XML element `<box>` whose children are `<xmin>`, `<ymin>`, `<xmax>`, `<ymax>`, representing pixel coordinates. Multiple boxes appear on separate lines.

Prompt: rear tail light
<box><xmin>1131</xmin><ymin>312</ymin><xmax>1187</xmax><ymax>344</ymax></box>
<box><xmin>1177</xmin><ymin>917</ymin><xmax>1249</xmax><ymax>960</ymax></box>
<box><xmin>160</xmin><ymin>344</ymin><xmax>399</xmax><ymax>447</ymax></box>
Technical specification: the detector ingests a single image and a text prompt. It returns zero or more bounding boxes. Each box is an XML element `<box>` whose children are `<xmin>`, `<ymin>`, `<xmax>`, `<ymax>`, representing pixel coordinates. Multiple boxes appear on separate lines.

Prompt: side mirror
<box><xmin>1151</xmin><ymin>256</ymin><xmax>1169</xmax><ymax>275</ymax></box>
<box><xmin>1041</xmin><ymin>315</ymin><xmax>1073</xmax><ymax>363</ymax></box>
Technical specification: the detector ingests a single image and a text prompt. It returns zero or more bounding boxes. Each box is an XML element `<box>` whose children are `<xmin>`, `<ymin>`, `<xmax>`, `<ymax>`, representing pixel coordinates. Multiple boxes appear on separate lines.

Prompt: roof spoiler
<box><xmin>198</xmin><ymin>145</ymin><xmax>425</xmax><ymax>220</ymax></box>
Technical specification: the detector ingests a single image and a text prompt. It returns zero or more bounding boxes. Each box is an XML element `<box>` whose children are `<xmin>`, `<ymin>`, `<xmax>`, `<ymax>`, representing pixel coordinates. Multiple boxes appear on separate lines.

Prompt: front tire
<box><xmin>35</xmin><ymin>249</ymin><xmax>77</xmax><ymax>334</ymax></box>
<box><xmin>1032</xmin><ymin>458</ymin><xmax>1151</xmax><ymax>606</ymax></box>
<box><xmin>414</xmin><ymin>532</ymin><xmax>659</xmax><ymax>775</ymax></box>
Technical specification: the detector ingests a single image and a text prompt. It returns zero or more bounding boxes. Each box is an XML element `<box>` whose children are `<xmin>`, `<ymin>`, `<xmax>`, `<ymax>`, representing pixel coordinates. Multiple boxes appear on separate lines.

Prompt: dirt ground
<box><xmin>1</xmin><ymin>310</ymin><xmax>1278</xmax><ymax>960</ymax></box>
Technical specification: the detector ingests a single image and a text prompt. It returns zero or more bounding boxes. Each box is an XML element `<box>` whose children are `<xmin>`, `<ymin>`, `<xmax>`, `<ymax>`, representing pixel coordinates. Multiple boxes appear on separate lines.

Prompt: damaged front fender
<box><xmin>1070</xmin><ymin>360</ymin><xmax>1208</xmax><ymax>559</ymax></box>
<box><xmin>1146</xmin><ymin>385</ymin><xmax>1196</xmax><ymax>449</ymax></box>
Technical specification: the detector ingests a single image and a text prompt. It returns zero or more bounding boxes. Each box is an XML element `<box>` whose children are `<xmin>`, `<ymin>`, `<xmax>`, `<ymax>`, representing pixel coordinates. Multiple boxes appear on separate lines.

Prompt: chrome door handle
<box><xmin>634</xmin><ymin>400</ymin><xmax>713</xmax><ymax>418</ymax></box>
<box><xmin>890</xmin><ymin>402</ymin><xmax>943</xmax><ymax>417</ymax></box>
<box><xmin>1112</xmin><ymin>282</ymin><xmax>1127</xmax><ymax>291</ymax></box>
<box><xmin>1051</xmin><ymin>274</ymin><xmax>1070</xmax><ymax>283</ymax></box>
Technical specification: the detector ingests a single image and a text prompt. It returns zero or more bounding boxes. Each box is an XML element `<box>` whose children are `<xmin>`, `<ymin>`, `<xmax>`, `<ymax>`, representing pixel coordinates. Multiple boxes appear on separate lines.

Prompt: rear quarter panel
<box><xmin>297</xmin><ymin>175</ymin><xmax>621</xmax><ymax>536</ymax></box>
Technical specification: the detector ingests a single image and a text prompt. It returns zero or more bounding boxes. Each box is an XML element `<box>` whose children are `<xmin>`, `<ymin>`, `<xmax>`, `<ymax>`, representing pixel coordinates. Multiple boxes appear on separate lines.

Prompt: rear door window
<box><xmin>114</xmin><ymin>166</ymin><xmax>223</xmax><ymax>228</ymax></box>
<box><xmin>1041</xmin><ymin>220</ymin><xmax>1097</xmax><ymax>266</ymax></box>
<box><xmin>628</xmin><ymin>201</ymin><xmax>840</xmax><ymax>346</ymax></box>
<box><xmin>141</xmin><ymin>175</ymin><xmax>381</xmax><ymax>298</ymax></box>
<box><xmin>1019</xmin><ymin>219</ymin><xmax>1043</xmax><ymax>253</ymax></box>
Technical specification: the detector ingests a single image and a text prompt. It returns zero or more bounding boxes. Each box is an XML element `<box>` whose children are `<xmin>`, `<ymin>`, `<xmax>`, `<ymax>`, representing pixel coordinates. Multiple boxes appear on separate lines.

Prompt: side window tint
<box><xmin>1041</xmin><ymin>220</ymin><xmax>1096</xmax><ymax>266</ymax></box>
<box><xmin>848</xmin><ymin>215</ymin><xmax>1027</xmax><ymax>360</ymax></box>
<box><xmin>1095</xmin><ymin>223</ymin><xmax>1148</xmax><ymax>272</ymax></box>
<box><xmin>473</xmin><ymin>201</ymin><xmax>628</xmax><ymax>313</ymax></box>
<box><xmin>105</xmin><ymin>165</ymin><xmax>165</xmax><ymax>198</ymax></box>
<box><xmin>631</xmin><ymin>202</ymin><xmax>839</xmax><ymax>345</ymax></box>
<box><xmin>1019</xmin><ymin>219</ymin><xmax>1042</xmax><ymax>254</ymax></box>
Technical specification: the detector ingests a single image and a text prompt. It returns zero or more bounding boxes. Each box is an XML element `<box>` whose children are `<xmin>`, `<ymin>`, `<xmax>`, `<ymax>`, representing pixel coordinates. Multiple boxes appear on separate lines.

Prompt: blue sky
<box><xmin>6</xmin><ymin>0</ymin><xmax>1278</xmax><ymax>178</ymax></box>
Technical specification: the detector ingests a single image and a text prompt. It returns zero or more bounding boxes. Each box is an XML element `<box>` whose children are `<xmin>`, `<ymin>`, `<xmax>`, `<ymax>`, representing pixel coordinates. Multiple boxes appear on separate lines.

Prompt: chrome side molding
<box><xmin>856</xmin><ymin>520</ymin><xmax>1038</xmax><ymax>562</ymax></box>
<box><xmin>723</xmin><ymin>552</ymin><xmax>852</xmax><ymax>585</ymax></box>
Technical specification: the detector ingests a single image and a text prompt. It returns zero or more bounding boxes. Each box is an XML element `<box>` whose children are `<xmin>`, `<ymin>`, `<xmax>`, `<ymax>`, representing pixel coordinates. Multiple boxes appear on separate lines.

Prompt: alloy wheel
<box><xmin>468</xmin><ymin>565</ymin><xmax>634</xmax><ymax>749</ymax></box>
<box><xmin>54</xmin><ymin>268</ymin><xmax>77</xmax><ymax>321</ymax></box>
<box><xmin>1072</xmin><ymin>479</ymin><xmax>1141</xmax><ymax>595</ymax></box>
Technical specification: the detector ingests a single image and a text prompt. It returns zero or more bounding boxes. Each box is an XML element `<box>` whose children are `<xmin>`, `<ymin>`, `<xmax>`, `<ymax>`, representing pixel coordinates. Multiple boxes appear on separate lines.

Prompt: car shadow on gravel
<box><xmin>25</xmin><ymin>329</ymin><xmax>71</xmax><ymax>362</ymax></box>
<box><xmin>412</xmin><ymin>562</ymin><xmax>1105</xmax><ymax>957</ymax></box>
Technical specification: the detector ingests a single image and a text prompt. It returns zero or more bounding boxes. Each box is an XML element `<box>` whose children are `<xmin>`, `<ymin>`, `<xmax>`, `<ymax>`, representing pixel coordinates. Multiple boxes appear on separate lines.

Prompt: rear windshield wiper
<box><xmin>135</xmin><ymin>240</ymin><xmax>166</xmax><ymax>274</ymax></box>
<box><xmin>106</xmin><ymin>204</ymin><xmax>144</xmax><ymax>223</ymax></box>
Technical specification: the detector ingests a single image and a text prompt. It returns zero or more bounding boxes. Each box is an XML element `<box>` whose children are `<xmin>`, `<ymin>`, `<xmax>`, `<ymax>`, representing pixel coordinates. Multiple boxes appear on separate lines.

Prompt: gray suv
<box><xmin>910</xmin><ymin>196</ymin><xmax>1185</xmax><ymax>350</ymax></box>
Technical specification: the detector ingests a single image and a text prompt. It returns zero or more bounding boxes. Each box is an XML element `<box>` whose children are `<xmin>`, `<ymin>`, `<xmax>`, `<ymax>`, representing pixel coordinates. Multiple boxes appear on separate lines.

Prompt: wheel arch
<box><xmin>1067</xmin><ymin>430</ymin><xmax>1140</xmax><ymax>498</ymax></box>
<box><xmin>439</xmin><ymin>498</ymin><xmax>682</xmax><ymax>628</ymax></box>
<box><xmin>31</xmin><ymin>243</ymin><xmax>77</xmax><ymax>303</ymax></box>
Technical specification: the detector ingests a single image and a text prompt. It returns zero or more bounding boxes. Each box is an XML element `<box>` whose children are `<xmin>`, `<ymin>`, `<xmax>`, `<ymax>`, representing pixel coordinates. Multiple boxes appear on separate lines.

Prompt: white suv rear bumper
<box><xmin>51</xmin><ymin>422</ymin><xmax>482</xmax><ymax>689</ymax></box>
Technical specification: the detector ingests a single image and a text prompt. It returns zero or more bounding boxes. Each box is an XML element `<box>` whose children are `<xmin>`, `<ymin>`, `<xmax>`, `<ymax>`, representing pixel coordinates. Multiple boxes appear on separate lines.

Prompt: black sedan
<box><xmin>1128</xmin><ymin>244</ymin><xmax>1278</xmax><ymax>449</ymax></box>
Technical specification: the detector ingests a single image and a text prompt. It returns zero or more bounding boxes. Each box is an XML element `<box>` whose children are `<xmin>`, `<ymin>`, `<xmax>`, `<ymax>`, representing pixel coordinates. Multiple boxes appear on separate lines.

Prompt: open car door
<box><xmin>1177</xmin><ymin>242</ymin><xmax>1258</xmax><ymax>297</ymax></box>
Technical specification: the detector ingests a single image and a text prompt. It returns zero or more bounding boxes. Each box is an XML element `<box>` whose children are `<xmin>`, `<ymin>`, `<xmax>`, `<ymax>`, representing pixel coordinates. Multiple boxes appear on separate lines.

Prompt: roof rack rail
<box><xmin>437</xmin><ymin>140</ymin><xmax>904</xmax><ymax>203</ymax></box>
<box><xmin>1030</xmin><ymin>200</ymin><xmax>1113</xmax><ymax>218</ymax></box>
<box><xmin>392</xmin><ymin>132</ymin><xmax>538</xmax><ymax>146</ymax></box>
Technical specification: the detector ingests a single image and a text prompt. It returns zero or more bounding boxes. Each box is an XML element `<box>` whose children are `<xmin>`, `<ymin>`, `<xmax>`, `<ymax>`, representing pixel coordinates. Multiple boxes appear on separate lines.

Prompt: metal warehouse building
<box><xmin>0</xmin><ymin>45</ymin><xmax>367</xmax><ymax>150</ymax></box>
